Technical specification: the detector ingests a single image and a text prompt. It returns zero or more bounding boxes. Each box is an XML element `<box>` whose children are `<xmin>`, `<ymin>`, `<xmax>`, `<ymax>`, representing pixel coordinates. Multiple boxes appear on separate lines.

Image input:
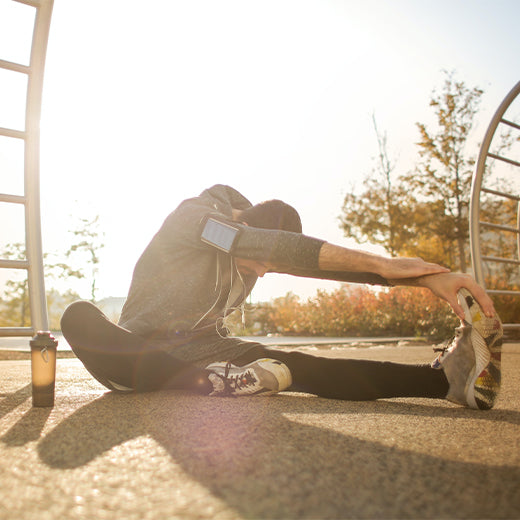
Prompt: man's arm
<box><xmin>318</xmin><ymin>242</ymin><xmax>450</xmax><ymax>280</ymax></box>
<box><xmin>318</xmin><ymin>243</ymin><xmax>496</xmax><ymax>320</ymax></box>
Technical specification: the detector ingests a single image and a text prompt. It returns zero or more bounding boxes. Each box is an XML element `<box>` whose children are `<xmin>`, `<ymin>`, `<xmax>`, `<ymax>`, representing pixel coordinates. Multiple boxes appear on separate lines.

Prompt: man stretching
<box><xmin>62</xmin><ymin>185</ymin><xmax>502</xmax><ymax>409</ymax></box>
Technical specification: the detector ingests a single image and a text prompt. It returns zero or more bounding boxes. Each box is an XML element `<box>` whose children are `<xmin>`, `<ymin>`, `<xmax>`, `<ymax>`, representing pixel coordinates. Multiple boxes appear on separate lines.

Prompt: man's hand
<box><xmin>415</xmin><ymin>272</ymin><xmax>496</xmax><ymax>320</ymax></box>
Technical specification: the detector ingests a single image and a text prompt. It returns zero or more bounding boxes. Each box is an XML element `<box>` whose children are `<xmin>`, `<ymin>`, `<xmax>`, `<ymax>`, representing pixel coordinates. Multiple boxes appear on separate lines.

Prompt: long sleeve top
<box><xmin>119</xmin><ymin>184</ymin><xmax>387</xmax><ymax>340</ymax></box>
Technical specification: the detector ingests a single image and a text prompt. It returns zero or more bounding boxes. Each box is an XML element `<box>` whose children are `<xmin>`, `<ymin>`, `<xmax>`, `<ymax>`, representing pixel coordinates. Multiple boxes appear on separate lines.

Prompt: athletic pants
<box><xmin>61</xmin><ymin>301</ymin><xmax>449</xmax><ymax>400</ymax></box>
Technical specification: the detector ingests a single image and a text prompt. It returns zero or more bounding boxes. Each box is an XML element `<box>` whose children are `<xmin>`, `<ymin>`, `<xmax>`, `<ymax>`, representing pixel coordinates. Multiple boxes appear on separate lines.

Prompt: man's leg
<box><xmin>227</xmin><ymin>340</ymin><xmax>449</xmax><ymax>401</ymax></box>
<box><xmin>61</xmin><ymin>301</ymin><xmax>213</xmax><ymax>393</ymax></box>
<box><xmin>220</xmin><ymin>289</ymin><xmax>503</xmax><ymax>406</ymax></box>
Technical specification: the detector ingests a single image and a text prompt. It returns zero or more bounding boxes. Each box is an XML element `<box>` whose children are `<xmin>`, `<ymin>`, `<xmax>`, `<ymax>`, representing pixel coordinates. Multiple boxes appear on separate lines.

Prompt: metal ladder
<box><xmin>470</xmin><ymin>80</ymin><xmax>520</xmax><ymax>331</ymax></box>
<box><xmin>0</xmin><ymin>0</ymin><xmax>54</xmax><ymax>336</ymax></box>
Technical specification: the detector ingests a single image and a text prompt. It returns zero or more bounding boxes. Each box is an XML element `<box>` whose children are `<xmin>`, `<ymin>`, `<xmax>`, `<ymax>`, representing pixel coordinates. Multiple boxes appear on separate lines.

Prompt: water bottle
<box><xmin>30</xmin><ymin>331</ymin><xmax>58</xmax><ymax>407</ymax></box>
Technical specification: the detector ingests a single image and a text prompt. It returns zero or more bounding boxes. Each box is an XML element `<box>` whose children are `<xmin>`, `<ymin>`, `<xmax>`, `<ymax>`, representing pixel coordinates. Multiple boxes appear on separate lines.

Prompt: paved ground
<box><xmin>1</xmin><ymin>343</ymin><xmax>519</xmax><ymax>520</ymax></box>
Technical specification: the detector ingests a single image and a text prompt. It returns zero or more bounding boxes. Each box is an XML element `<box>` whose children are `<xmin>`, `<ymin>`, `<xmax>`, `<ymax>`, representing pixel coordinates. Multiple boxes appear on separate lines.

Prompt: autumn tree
<box><xmin>404</xmin><ymin>71</ymin><xmax>484</xmax><ymax>271</ymax></box>
<box><xmin>340</xmin><ymin>114</ymin><xmax>414</xmax><ymax>256</ymax></box>
<box><xmin>339</xmin><ymin>72</ymin><xmax>500</xmax><ymax>271</ymax></box>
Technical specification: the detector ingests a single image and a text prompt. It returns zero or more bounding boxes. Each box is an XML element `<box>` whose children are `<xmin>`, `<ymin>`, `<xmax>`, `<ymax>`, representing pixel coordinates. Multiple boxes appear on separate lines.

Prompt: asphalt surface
<box><xmin>1</xmin><ymin>343</ymin><xmax>519</xmax><ymax>520</ymax></box>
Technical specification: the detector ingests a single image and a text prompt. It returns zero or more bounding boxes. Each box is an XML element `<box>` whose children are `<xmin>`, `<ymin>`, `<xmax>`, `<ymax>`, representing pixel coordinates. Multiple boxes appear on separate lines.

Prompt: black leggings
<box><xmin>61</xmin><ymin>301</ymin><xmax>449</xmax><ymax>400</ymax></box>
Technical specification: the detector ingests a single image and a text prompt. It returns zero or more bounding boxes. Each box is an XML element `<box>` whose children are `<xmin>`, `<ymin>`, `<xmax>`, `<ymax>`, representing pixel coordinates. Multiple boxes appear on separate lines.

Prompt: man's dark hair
<box><xmin>239</xmin><ymin>200</ymin><xmax>302</xmax><ymax>233</ymax></box>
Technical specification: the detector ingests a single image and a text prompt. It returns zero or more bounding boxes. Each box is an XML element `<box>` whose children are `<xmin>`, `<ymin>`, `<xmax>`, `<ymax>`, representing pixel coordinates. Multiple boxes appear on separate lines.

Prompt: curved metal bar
<box><xmin>470</xmin><ymin>81</ymin><xmax>520</xmax><ymax>286</ymax></box>
<box><xmin>469</xmin><ymin>81</ymin><xmax>520</xmax><ymax>331</ymax></box>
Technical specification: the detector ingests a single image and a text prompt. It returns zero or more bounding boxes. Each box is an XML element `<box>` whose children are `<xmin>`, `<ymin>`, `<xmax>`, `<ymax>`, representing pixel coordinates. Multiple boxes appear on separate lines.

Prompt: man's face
<box><xmin>234</xmin><ymin>258</ymin><xmax>273</xmax><ymax>278</ymax></box>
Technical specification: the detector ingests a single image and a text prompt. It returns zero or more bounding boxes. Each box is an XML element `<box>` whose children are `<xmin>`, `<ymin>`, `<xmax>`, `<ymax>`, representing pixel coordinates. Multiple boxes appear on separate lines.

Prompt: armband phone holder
<box><xmin>200</xmin><ymin>217</ymin><xmax>241</xmax><ymax>253</ymax></box>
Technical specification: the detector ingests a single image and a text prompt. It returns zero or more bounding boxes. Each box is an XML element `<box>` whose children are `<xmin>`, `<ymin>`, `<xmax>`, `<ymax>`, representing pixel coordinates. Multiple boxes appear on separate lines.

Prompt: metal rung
<box><xmin>503</xmin><ymin>323</ymin><xmax>520</xmax><ymax>331</ymax></box>
<box><xmin>0</xmin><ymin>127</ymin><xmax>26</xmax><ymax>139</ymax></box>
<box><xmin>0</xmin><ymin>58</ymin><xmax>30</xmax><ymax>74</ymax></box>
<box><xmin>13</xmin><ymin>0</ymin><xmax>41</xmax><ymax>7</ymax></box>
<box><xmin>487</xmin><ymin>289</ymin><xmax>520</xmax><ymax>296</ymax></box>
<box><xmin>482</xmin><ymin>255</ymin><xmax>520</xmax><ymax>265</ymax></box>
<box><xmin>481</xmin><ymin>187</ymin><xmax>520</xmax><ymax>201</ymax></box>
<box><xmin>487</xmin><ymin>152</ymin><xmax>520</xmax><ymax>168</ymax></box>
<box><xmin>0</xmin><ymin>193</ymin><xmax>26</xmax><ymax>204</ymax></box>
<box><xmin>0</xmin><ymin>259</ymin><xmax>29</xmax><ymax>269</ymax></box>
<box><xmin>480</xmin><ymin>221</ymin><xmax>520</xmax><ymax>234</ymax></box>
<box><xmin>501</xmin><ymin>118</ymin><xmax>520</xmax><ymax>131</ymax></box>
<box><xmin>0</xmin><ymin>327</ymin><xmax>35</xmax><ymax>337</ymax></box>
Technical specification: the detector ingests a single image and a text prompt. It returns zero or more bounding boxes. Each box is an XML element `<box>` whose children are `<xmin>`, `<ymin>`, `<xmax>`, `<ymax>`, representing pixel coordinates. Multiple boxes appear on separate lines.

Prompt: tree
<box><xmin>339</xmin><ymin>72</ymin><xmax>511</xmax><ymax>272</ymax></box>
<box><xmin>66</xmin><ymin>215</ymin><xmax>105</xmax><ymax>302</ymax></box>
<box><xmin>0</xmin><ymin>243</ymin><xmax>30</xmax><ymax>327</ymax></box>
<box><xmin>340</xmin><ymin>115</ymin><xmax>414</xmax><ymax>256</ymax></box>
<box><xmin>406</xmin><ymin>71</ymin><xmax>483</xmax><ymax>272</ymax></box>
<box><xmin>0</xmin><ymin>242</ymin><xmax>83</xmax><ymax>328</ymax></box>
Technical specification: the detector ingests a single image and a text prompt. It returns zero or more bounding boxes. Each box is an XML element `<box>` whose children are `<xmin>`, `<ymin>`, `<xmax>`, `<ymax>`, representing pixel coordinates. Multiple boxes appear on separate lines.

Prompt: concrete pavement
<box><xmin>1</xmin><ymin>343</ymin><xmax>519</xmax><ymax>519</ymax></box>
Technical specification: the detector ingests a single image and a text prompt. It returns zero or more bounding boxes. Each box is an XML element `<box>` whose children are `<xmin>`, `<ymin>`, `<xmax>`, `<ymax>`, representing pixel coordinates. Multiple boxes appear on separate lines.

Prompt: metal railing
<box><xmin>0</xmin><ymin>0</ymin><xmax>54</xmax><ymax>336</ymax></box>
<box><xmin>470</xmin><ymin>80</ymin><xmax>520</xmax><ymax>330</ymax></box>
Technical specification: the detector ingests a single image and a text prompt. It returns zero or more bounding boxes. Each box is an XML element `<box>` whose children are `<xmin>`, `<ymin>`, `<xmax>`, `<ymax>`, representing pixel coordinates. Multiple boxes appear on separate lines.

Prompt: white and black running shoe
<box><xmin>206</xmin><ymin>358</ymin><xmax>292</xmax><ymax>397</ymax></box>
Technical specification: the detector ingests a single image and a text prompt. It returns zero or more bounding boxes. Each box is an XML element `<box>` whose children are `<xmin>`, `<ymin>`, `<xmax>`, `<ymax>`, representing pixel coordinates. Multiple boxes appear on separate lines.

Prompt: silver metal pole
<box><xmin>23</xmin><ymin>0</ymin><xmax>55</xmax><ymax>331</ymax></box>
<box><xmin>470</xmin><ymin>80</ymin><xmax>520</xmax><ymax>286</ymax></box>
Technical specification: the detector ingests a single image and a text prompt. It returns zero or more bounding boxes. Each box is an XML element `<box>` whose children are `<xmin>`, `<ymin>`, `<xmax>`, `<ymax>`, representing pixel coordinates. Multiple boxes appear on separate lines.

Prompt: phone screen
<box><xmin>201</xmin><ymin>218</ymin><xmax>240</xmax><ymax>253</ymax></box>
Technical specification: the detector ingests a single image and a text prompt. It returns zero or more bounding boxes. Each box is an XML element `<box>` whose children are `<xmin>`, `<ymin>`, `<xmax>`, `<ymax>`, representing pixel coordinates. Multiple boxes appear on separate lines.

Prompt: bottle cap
<box><xmin>30</xmin><ymin>331</ymin><xmax>58</xmax><ymax>349</ymax></box>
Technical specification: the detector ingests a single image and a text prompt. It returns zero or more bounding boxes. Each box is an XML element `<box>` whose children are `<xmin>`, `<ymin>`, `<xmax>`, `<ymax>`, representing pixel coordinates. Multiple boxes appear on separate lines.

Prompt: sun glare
<box><xmin>1</xmin><ymin>0</ymin><xmax>519</xmax><ymax>302</ymax></box>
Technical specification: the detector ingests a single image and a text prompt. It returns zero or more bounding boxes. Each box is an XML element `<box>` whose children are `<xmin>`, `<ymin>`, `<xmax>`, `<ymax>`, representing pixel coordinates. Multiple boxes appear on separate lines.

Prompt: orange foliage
<box><xmin>266</xmin><ymin>285</ymin><xmax>460</xmax><ymax>340</ymax></box>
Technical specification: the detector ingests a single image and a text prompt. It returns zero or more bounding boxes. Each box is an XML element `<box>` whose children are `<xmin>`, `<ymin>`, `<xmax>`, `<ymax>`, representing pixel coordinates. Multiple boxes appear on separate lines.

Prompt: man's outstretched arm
<box><xmin>318</xmin><ymin>242</ymin><xmax>450</xmax><ymax>280</ymax></box>
<box><xmin>317</xmin><ymin>242</ymin><xmax>496</xmax><ymax>320</ymax></box>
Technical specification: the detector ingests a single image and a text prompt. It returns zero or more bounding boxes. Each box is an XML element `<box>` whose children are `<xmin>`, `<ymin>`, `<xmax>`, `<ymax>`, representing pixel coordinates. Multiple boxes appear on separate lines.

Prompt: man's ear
<box><xmin>231</xmin><ymin>208</ymin><xmax>243</xmax><ymax>221</ymax></box>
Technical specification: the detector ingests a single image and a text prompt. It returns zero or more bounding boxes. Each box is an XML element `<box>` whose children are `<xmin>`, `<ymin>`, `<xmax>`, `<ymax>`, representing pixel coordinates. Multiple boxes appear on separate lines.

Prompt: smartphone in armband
<box><xmin>200</xmin><ymin>217</ymin><xmax>241</xmax><ymax>253</ymax></box>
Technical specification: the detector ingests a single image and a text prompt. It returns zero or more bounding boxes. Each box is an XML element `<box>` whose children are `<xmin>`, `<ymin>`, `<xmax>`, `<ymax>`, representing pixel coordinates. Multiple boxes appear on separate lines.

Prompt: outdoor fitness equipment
<box><xmin>470</xmin><ymin>80</ymin><xmax>520</xmax><ymax>331</ymax></box>
<box><xmin>0</xmin><ymin>0</ymin><xmax>54</xmax><ymax>337</ymax></box>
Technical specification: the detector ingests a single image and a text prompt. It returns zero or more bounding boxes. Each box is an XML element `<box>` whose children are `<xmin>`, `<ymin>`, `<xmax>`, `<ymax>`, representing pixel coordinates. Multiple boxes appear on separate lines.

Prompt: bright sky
<box><xmin>1</xmin><ymin>0</ymin><xmax>519</xmax><ymax>303</ymax></box>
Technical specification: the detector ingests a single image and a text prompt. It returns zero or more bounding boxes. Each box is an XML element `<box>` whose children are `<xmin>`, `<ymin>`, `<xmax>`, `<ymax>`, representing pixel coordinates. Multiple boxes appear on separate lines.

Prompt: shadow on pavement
<box><xmin>4</xmin><ymin>390</ymin><xmax>514</xmax><ymax>519</ymax></box>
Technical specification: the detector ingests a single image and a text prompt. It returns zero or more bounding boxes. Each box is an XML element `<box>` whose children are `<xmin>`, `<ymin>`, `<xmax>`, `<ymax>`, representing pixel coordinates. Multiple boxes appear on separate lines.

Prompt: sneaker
<box><xmin>432</xmin><ymin>288</ymin><xmax>503</xmax><ymax>410</ymax></box>
<box><xmin>206</xmin><ymin>358</ymin><xmax>292</xmax><ymax>397</ymax></box>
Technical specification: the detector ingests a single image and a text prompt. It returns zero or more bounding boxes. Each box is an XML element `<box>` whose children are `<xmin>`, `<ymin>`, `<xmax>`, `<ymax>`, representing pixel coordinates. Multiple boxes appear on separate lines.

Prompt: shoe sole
<box><xmin>458</xmin><ymin>289</ymin><xmax>502</xmax><ymax>410</ymax></box>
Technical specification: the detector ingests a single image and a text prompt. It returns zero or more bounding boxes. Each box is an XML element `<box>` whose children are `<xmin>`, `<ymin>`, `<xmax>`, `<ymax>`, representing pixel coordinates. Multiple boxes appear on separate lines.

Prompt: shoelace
<box><xmin>433</xmin><ymin>326</ymin><xmax>464</xmax><ymax>354</ymax></box>
<box><xmin>217</xmin><ymin>362</ymin><xmax>258</xmax><ymax>395</ymax></box>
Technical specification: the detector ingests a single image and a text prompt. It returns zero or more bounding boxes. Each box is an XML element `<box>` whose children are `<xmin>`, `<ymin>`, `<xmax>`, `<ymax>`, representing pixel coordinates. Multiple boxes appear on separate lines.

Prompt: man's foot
<box><xmin>206</xmin><ymin>358</ymin><xmax>292</xmax><ymax>397</ymax></box>
<box><xmin>432</xmin><ymin>288</ymin><xmax>503</xmax><ymax>409</ymax></box>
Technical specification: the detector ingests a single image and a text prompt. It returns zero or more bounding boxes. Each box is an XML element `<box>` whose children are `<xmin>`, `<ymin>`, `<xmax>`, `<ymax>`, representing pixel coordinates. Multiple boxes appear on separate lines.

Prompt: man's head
<box><xmin>237</xmin><ymin>199</ymin><xmax>302</xmax><ymax>233</ymax></box>
<box><xmin>233</xmin><ymin>199</ymin><xmax>302</xmax><ymax>277</ymax></box>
